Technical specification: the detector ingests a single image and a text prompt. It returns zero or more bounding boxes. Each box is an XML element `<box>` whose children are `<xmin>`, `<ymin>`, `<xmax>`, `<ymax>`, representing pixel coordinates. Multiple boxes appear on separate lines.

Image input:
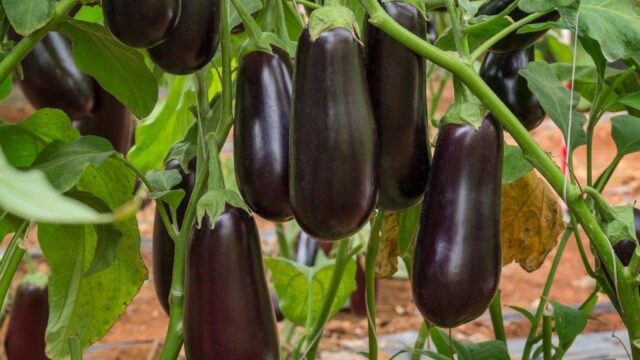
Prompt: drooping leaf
<box><xmin>376</xmin><ymin>213</ymin><xmax>399</xmax><ymax>278</ymax></box>
<box><xmin>128</xmin><ymin>76</ymin><xmax>196</xmax><ymax>172</ymax></box>
<box><xmin>611</xmin><ymin>93</ymin><xmax>640</xmax><ymax>111</ymax></box>
<box><xmin>518</xmin><ymin>0</ymin><xmax>576</xmax><ymax>13</ymax></box>
<box><xmin>0</xmin><ymin>108</ymin><xmax>79</xmax><ymax>167</ymax></box>
<box><xmin>32</xmin><ymin>136</ymin><xmax>115</xmax><ymax>192</ymax></box>
<box><xmin>0</xmin><ymin>147</ymin><xmax>112</xmax><ymax>224</ymax></box>
<box><xmin>520</xmin><ymin>61</ymin><xmax>587</xmax><ymax>152</ymax></box>
<box><xmin>501</xmin><ymin>171</ymin><xmax>564</xmax><ymax>272</ymax></box>
<box><xmin>39</xmin><ymin>159</ymin><xmax>146</xmax><ymax>359</ymax></box>
<box><xmin>559</xmin><ymin>0</ymin><xmax>640</xmax><ymax>62</ymax></box>
<box><xmin>57</xmin><ymin>19</ymin><xmax>158</xmax><ymax>118</ymax></box>
<box><xmin>265</xmin><ymin>256</ymin><xmax>357</xmax><ymax>326</ymax></box>
<box><xmin>3</xmin><ymin>0</ymin><xmax>54</xmax><ymax>35</ymax></box>
<box><xmin>502</xmin><ymin>145</ymin><xmax>534</xmax><ymax>184</ymax></box>
<box><xmin>551</xmin><ymin>300</ymin><xmax>589</xmax><ymax>351</ymax></box>
<box><xmin>397</xmin><ymin>202</ymin><xmax>420</xmax><ymax>255</ymax></box>
<box><xmin>436</xmin><ymin>18</ymin><xmax>511</xmax><ymax>52</ymax></box>
<box><xmin>611</xmin><ymin>115</ymin><xmax>640</xmax><ymax>157</ymax></box>
<box><xmin>196</xmin><ymin>189</ymin><xmax>247</xmax><ymax>229</ymax></box>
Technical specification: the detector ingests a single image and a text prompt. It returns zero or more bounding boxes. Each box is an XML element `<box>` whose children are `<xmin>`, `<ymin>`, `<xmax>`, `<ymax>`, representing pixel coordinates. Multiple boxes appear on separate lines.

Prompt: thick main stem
<box><xmin>0</xmin><ymin>0</ymin><xmax>78</xmax><ymax>83</ymax></box>
<box><xmin>365</xmin><ymin>211</ymin><xmax>385</xmax><ymax>359</ymax></box>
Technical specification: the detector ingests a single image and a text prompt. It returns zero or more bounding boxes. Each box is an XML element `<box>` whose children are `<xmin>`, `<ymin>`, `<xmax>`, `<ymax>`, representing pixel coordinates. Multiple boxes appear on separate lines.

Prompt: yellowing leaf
<box><xmin>501</xmin><ymin>171</ymin><xmax>565</xmax><ymax>272</ymax></box>
<box><xmin>376</xmin><ymin>213</ymin><xmax>399</xmax><ymax>278</ymax></box>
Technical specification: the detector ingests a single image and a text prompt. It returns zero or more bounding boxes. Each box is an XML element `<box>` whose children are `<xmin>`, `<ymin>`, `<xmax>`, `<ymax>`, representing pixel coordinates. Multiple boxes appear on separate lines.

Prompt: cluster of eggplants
<box><xmin>102</xmin><ymin>0</ymin><xmax>221</xmax><ymax>74</ymax></box>
<box><xmin>11</xmin><ymin>30</ymin><xmax>133</xmax><ymax>153</ymax></box>
<box><xmin>151</xmin><ymin>159</ymin><xmax>196</xmax><ymax>314</ymax></box>
<box><xmin>4</xmin><ymin>282</ymin><xmax>49</xmax><ymax>360</ymax></box>
<box><xmin>480</xmin><ymin>47</ymin><xmax>545</xmax><ymax>131</ymax></box>
<box><xmin>184</xmin><ymin>206</ymin><xmax>279</xmax><ymax>359</ymax></box>
<box><xmin>477</xmin><ymin>0</ymin><xmax>560</xmax><ymax>53</ymax></box>
<box><xmin>412</xmin><ymin>116</ymin><xmax>503</xmax><ymax>328</ymax></box>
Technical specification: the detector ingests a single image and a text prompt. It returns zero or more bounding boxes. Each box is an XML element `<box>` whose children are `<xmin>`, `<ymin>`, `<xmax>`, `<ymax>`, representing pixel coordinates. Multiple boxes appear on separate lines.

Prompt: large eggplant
<box><xmin>152</xmin><ymin>159</ymin><xmax>196</xmax><ymax>314</ymax></box>
<box><xmin>234</xmin><ymin>48</ymin><xmax>293</xmax><ymax>222</ymax></box>
<box><xmin>75</xmin><ymin>85</ymin><xmax>132</xmax><ymax>153</ymax></box>
<box><xmin>477</xmin><ymin>0</ymin><xmax>559</xmax><ymax>53</ymax></box>
<box><xmin>480</xmin><ymin>47</ymin><xmax>545</xmax><ymax>131</ymax></box>
<box><xmin>4</xmin><ymin>280</ymin><xmax>49</xmax><ymax>360</ymax></box>
<box><xmin>103</xmin><ymin>0</ymin><xmax>180</xmax><ymax>48</ymax></box>
<box><xmin>365</xmin><ymin>2</ymin><xmax>429</xmax><ymax>211</ymax></box>
<box><xmin>412</xmin><ymin>115</ymin><xmax>503</xmax><ymax>328</ymax></box>
<box><xmin>9</xmin><ymin>31</ymin><xmax>95</xmax><ymax>119</ymax></box>
<box><xmin>184</xmin><ymin>206</ymin><xmax>279</xmax><ymax>359</ymax></box>
<box><xmin>290</xmin><ymin>27</ymin><xmax>378</xmax><ymax>241</ymax></box>
<box><xmin>148</xmin><ymin>0</ymin><xmax>220</xmax><ymax>74</ymax></box>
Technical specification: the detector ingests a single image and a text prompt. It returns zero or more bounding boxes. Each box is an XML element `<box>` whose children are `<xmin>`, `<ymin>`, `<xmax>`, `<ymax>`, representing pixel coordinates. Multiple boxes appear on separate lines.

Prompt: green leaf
<box><xmin>229</xmin><ymin>0</ymin><xmax>262</xmax><ymax>29</ymax></box>
<box><xmin>551</xmin><ymin>300</ymin><xmax>589</xmax><ymax>351</ymax></box>
<box><xmin>436</xmin><ymin>18</ymin><xmax>511</xmax><ymax>52</ymax></box>
<box><xmin>520</xmin><ymin>61</ymin><xmax>587</xmax><ymax>153</ymax></box>
<box><xmin>0</xmin><ymin>76</ymin><xmax>12</xmax><ymax>101</ymax></box>
<box><xmin>519</xmin><ymin>0</ymin><xmax>576</xmax><ymax>13</ymax></box>
<box><xmin>32</xmin><ymin>136</ymin><xmax>115</xmax><ymax>192</ymax></box>
<box><xmin>39</xmin><ymin>159</ymin><xmax>146</xmax><ymax>359</ymax></box>
<box><xmin>3</xmin><ymin>0</ymin><xmax>54</xmax><ymax>35</ymax></box>
<box><xmin>465</xmin><ymin>341</ymin><xmax>510</xmax><ymax>360</ymax></box>
<box><xmin>0</xmin><ymin>147</ymin><xmax>112</xmax><ymax>224</ymax></box>
<box><xmin>611</xmin><ymin>115</ymin><xmax>640</xmax><ymax>156</ymax></box>
<box><xmin>128</xmin><ymin>76</ymin><xmax>196</xmax><ymax>172</ymax></box>
<box><xmin>0</xmin><ymin>108</ymin><xmax>79</xmax><ymax>167</ymax></box>
<box><xmin>57</xmin><ymin>19</ymin><xmax>158</xmax><ymax>118</ymax></box>
<box><xmin>147</xmin><ymin>169</ymin><xmax>183</xmax><ymax>192</ymax></box>
<box><xmin>611</xmin><ymin>93</ymin><xmax>640</xmax><ymax>111</ymax></box>
<box><xmin>559</xmin><ymin>0</ymin><xmax>640</xmax><ymax>62</ymax></box>
<box><xmin>265</xmin><ymin>256</ymin><xmax>357</xmax><ymax>326</ymax></box>
<box><xmin>430</xmin><ymin>328</ymin><xmax>460</xmax><ymax>357</ymax></box>
<box><xmin>196</xmin><ymin>189</ymin><xmax>247</xmax><ymax>229</ymax></box>
<box><xmin>502</xmin><ymin>145</ymin><xmax>534</xmax><ymax>184</ymax></box>
<box><xmin>597</xmin><ymin>204</ymin><xmax>637</xmax><ymax>245</ymax></box>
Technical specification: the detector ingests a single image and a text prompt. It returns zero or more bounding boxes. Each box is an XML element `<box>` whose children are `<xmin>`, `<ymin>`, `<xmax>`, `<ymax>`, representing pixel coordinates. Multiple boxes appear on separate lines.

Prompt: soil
<box><xmin>2</xmin><ymin>84</ymin><xmax>640</xmax><ymax>359</ymax></box>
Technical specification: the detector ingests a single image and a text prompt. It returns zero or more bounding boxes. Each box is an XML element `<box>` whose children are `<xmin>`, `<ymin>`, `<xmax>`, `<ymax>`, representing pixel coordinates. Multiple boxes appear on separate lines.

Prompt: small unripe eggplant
<box><xmin>5</xmin><ymin>278</ymin><xmax>49</xmax><ymax>360</ymax></box>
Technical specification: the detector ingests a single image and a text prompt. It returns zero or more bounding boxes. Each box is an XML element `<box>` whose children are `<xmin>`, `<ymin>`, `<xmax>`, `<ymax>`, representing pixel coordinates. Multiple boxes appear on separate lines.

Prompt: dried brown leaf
<box><xmin>375</xmin><ymin>213</ymin><xmax>399</xmax><ymax>278</ymax></box>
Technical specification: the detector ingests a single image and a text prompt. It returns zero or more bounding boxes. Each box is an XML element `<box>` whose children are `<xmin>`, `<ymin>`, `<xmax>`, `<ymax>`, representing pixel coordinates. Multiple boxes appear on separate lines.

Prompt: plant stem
<box><xmin>542</xmin><ymin>313</ymin><xmax>553</xmax><ymax>360</ymax></box>
<box><xmin>470</xmin><ymin>11</ymin><xmax>549</xmax><ymax>61</ymax></box>
<box><xmin>444</xmin><ymin>0</ymin><xmax>470</xmax><ymax>61</ymax></box>
<box><xmin>275</xmin><ymin>223</ymin><xmax>292</xmax><ymax>259</ymax></box>
<box><xmin>463</xmin><ymin>0</ymin><xmax>520</xmax><ymax>33</ymax></box>
<box><xmin>0</xmin><ymin>0</ymin><xmax>78</xmax><ymax>83</ymax></box>
<box><xmin>230</xmin><ymin>0</ymin><xmax>265</xmax><ymax>43</ymax></box>
<box><xmin>275</xmin><ymin>0</ymin><xmax>291</xmax><ymax>41</ymax></box>
<box><xmin>365</xmin><ymin>211</ymin><xmax>385</xmax><ymax>360</ymax></box>
<box><xmin>69</xmin><ymin>335</ymin><xmax>82</xmax><ymax>360</ymax></box>
<box><xmin>570</xmin><ymin>215</ymin><xmax>596</xmax><ymax>278</ymax></box>
<box><xmin>594</xmin><ymin>154</ymin><xmax>622</xmax><ymax>192</ymax></box>
<box><xmin>303</xmin><ymin>239</ymin><xmax>351</xmax><ymax>359</ymax></box>
<box><xmin>411</xmin><ymin>322</ymin><xmax>430</xmax><ymax>360</ymax></box>
<box><xmin>489</xmin><ymin>290</ymin><xmax>506</xmax><ymax>342</ymax></box>
<box><xmin>521</xmin><ymin>228</ymin><xmax>571</xmax><ymax>360</ymax></box>
<box><xmin>0</xmin><ymin>222</ymin><xmax>28</xmax><ymax>311</ymax></box>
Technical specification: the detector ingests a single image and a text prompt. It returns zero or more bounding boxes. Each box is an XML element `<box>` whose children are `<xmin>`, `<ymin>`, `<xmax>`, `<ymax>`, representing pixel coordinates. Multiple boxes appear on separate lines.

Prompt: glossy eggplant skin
<box><xmin>477</xmin><ymin>0</ymin><xmax>559</xmax><ymax>53</ymax></box>
<box><xmin>75</xmin><ymin>85</ymin><xmax>132</xmax><ymax>153</ymax></box>
<box><xmin>480</xmin><ymin>47</ymin><xmax>545</xmax><ymax>131</ymax></box>
<box><xmin>184</xmin><ymin>206</ymin><xmax>279</xmax><ymax>359</ymax></box>
<box><xmin>151</xmin><ymin>159</ymin><xmax>196</xmax><ymax>315</ymax></box>
<box><xmin>5</xmin><ymin>283</ymin><xmax>49</xmax><ymax>360</ymax></box>
<box><xmin>412</xmin><ymin>116</ymin><xmax>503</xmax><ymax>328</ymax></box>
<box><xmin>290</xmin><ymin>27</ymin><xmax>378</xmax><ymax>241</ymax></box>
<box><xmin>148</xmin><ymin>0</ymin><xmax>220</xmax><ymax>74</ymax></box>
<box><xmin>294</xmin><ymin>231</ymin><xmax>319</xmax><ymax>267</ymax></box>
<box><xmin>10</xmin><ymin>31</ymin><xmax>95</xmax><ymax>119</ymax></box>
<box><xmin>234</xmin><ymin>48</ymin><xmax>294</xmax><ymax>222</ymax></box>
<box><xmin>103</xmin><ymin>0</ymin><xmax>180</xmax><ymax>48</ymax></box>
<box><xmin>365</xmin><ymin>2</ymin><xmax>429</xmax><ymax>211</ymax></box>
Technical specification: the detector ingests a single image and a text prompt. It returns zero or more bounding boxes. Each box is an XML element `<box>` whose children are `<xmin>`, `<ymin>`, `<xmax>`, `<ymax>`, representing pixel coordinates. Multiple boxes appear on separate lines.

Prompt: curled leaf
<box><xmin>375</xmin><ymin>213</ymin><xmax>399</xmax><ymax>278</ymax></box>
<box><xmin>501</xmin><ymin>171</ymin><xmax>564</xmax><ymax>272</ymax></box>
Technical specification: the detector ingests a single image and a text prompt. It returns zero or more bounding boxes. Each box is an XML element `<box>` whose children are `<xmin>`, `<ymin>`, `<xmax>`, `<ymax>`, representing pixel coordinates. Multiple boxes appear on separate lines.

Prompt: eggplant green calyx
<box><xmin>441</xmin><ymin>95</ymin><xmax>486</xmax><ymax>128</ymax></box>
<box><xmin>20</xmin><ymin>272</ymin><xmax>48</xmax><ymax>289</ymax></box>
<box><xmin>309</xmin><ymin>5</ymin><xmax>361</xmax><ymax>42</ymax></box>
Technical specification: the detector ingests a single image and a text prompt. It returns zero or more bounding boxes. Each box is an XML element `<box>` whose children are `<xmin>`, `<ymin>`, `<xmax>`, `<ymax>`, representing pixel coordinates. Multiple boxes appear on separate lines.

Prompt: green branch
<box><xmin>365</xmin><ymin>211</ymin><xmax>385</xmax><ymax>359</ymax></box>
<box><xmin>0</xmin><ymin>0</ymin><xmax>78</xmax><ymax>83</ymax></box>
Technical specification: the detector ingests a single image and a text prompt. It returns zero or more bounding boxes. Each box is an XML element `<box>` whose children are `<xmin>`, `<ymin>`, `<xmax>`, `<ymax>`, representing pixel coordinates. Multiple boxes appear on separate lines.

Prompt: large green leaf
<box><xmin>559</xmin><ymin>0</ymin><xmax>640</xmax><ymax>62</ymax></box>
<box><xmin>2</xmin><ymin>0</ymin><xmax>54</xmax><ymax>35</ymax></box>
<box><xmin>128</xmin><ymin>76</ymin><xmax>196</xmax><ymax>172</ymax></box>
<box><xmin>551</xmin><ymin>300</ymin><xmax>588</xmax><ymax>351</ymax></box>
<box><xmin>465</xmin><ymin>341</ymin><xmax>510</xmax><ymax>360</ymax></box>
<box><xmin>32</xmin><ymin>136</ymin><xmax>115</xmax><ymax>192</ymax></box>
<box><xmin>0</xmin><ymin>147</ymin><xmax>112</xmax><ymax>224</ymax></box>
<box><xmin>520</xmin><ymin>61</ymin><xmax>587</xmax><ymax>153</ymax></box>
<box><xmin>58</xmin><ymin>19</ymin><xmax>158</xmax><ymax>118</ymax></box>
<box><xmin>265</xmin><ymin>256</ymin><xmax>356</xmax><ymax>327</ymax></box>
<box><xmin>39</xmin><ymin>159</ymin><xmax>146</xmax><ymax>359</ymax></box>
<box><xmin>611</xmin><ymin>115</ymin><xmax>640</xmax><ymax>157</ymax></box>
<box><xmin>502</xmin><ymin>145</ymin><xmax>534</xmax><ymax>184</ymax></box>
<box><xmin>0</xmin><ymin>108</ymin><xmax>79</xmax><ymax>167</ymax></box>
